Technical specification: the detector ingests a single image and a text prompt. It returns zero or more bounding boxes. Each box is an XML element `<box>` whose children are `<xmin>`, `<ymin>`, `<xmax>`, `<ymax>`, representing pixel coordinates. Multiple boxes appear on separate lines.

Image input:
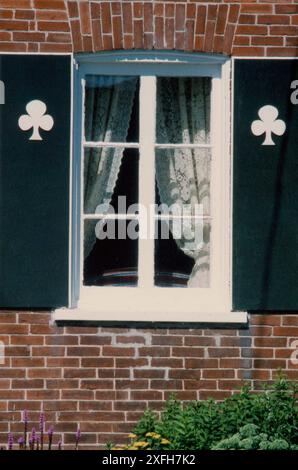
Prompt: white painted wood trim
<box><xmin>138</xmin><ymin>76</ymin><xmax>156</xmax><ymax>288</ymax></box>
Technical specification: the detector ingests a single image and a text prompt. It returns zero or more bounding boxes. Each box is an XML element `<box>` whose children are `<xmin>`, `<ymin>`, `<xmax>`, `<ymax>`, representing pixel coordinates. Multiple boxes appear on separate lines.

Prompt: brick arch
<box><xmin>68</xmin><ymin>1</ymin><xmax>240</xmax><ymax>56</ymax></box>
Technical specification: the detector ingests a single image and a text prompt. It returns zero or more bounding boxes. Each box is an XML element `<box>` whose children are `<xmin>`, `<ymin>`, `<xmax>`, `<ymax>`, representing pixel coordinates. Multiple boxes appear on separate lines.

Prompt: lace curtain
<box><xmin>84</xmin><ymin>76</ymin><xmax>138</xmax><ymax>257</ymax></box>
<box><xmin>156</xmin><ymin>77</ymin><xmax>211</xmax><ymax>287</ymax></box>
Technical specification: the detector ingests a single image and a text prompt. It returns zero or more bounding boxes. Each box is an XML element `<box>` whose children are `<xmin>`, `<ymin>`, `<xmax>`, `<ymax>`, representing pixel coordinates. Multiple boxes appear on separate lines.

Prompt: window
<box><xmin>55</xmin><ymin>52</ymin><xmax>247</xmax><ymax>323</ymax></box>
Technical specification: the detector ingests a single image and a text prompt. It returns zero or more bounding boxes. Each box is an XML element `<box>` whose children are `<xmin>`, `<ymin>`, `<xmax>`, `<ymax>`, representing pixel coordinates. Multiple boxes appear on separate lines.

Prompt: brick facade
<box><xmin>0</xmin><ymin>0</ymin><xmax>298</xmax><ymax>450</ymax></box>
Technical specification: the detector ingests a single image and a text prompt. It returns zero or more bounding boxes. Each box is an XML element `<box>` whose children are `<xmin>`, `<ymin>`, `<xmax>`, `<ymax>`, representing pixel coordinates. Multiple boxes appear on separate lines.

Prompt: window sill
<box><xmin>53</xmin><ymin>307</ymin><xmax>247</xmax><ymax>327</ymax></box>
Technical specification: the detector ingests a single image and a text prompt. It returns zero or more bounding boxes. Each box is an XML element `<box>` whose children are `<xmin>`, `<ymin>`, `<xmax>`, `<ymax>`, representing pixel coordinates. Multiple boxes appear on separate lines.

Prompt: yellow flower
<box><xmin>128</xmin><ymin>446</ymin><xmax>139</xmax><ymax>450</ymax></box>
<box><xmin>134</xmin><ymin>441</ymin><xmax>149</xmax><ymax>448</ymax></box>
<box><xmin>145</xmin><ymin>432</ymin><xmax>154</xmax><ymax>437</ymax></box>
<box><xmin>152</xmin><ymin>433</ymin><xmax>161</xmax><ymax>439</ymax></box>
<box><xmin>128</xmin><ymin>433</ymin><xmax>137</xmax><ymax>439</ymax></box>
<box><xmin>161</xmin><ymin>439</ymin><xmax>171</xmax><ymax>445</ymax></box>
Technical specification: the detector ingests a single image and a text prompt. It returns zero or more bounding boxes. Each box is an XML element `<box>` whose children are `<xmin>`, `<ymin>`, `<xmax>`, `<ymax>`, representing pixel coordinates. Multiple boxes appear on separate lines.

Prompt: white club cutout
<box><xmin>251</xmin><ymin>105</ymin><xmax>286</xmax><ymax>146</ymax></box>
<box><xmin>18</xmin><ymin>100</ymin><xmax>54</xmax><ymax>141</ymax></box>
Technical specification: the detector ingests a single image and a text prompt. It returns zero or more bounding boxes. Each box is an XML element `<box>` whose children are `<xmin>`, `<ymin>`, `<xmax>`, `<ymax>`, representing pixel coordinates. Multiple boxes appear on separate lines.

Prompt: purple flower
<box><xmin>48</xmin><ymin>425</ymin><xmax>54</xmax><ymax>450</ymax></box>
<box><xmin>31</xmin><ymin>427</ymin><xmax>36</xmax><ymax>442</ymax></box>
<box><xmin>8</xmin><ymin>433</ymin><xmax>13</xmax><ymax>450</ymax></box>
<box><xmin>22</xmin><ymin>410</ymin><xmax>28</xmax><ymax>424</ymax></box>
<box><xmin>39</xmin><ymin>412</ymin><xmax>45</xmax><ymax>433</ymax></box>
<box><xmin>18</xmin><ymin>437</ymin><xmax>24</xmax><ymax>450</ymax></box>
<box><xmin>75</xmin><ymin>424</ymin><xmax>81</xmax><ymax>450</ymax></box>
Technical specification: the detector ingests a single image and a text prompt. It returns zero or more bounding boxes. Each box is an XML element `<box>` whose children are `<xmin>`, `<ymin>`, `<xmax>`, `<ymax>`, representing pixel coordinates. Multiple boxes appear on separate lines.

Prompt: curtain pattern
<box><xmin>84</xmin><ymin>76</ymin><xmax>138</xmax><ymax>257</ymax></box>
<box><xmin>156</xmin><ymin>77</ymin><xmax>211</xmax><ymax>287</ymax></box>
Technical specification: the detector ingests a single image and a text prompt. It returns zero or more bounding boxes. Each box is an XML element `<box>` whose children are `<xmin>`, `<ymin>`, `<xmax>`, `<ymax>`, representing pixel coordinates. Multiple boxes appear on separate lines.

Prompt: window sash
<box><xmin>64</xmin><ymin>55</ymin><xmax>240</xmax><ymax>321</ymax></box>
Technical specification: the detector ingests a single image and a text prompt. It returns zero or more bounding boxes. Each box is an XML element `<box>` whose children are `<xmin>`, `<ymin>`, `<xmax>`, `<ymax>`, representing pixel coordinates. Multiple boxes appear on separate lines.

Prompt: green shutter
<box><xmin>233</xmin><ymin>59</ymin><xmax>298</xmax><ymax>310</ymax></box>
<box><xmin>0</xmin><ymin>55</ymin><xmax>71</xmax><ymax>308</ymax></box>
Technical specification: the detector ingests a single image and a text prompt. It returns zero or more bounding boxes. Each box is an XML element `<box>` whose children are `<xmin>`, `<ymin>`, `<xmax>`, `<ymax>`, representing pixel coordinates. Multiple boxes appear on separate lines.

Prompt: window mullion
<box><xmin>138</xmin><ymin>76</ymin><xmax>156</xmax><ymax>288</ymax></box>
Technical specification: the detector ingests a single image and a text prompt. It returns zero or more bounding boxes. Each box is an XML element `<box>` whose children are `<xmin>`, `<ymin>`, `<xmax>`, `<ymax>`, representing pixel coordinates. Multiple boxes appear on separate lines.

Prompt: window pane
<box><xmin>154</xmin><ymin>219</ymin><xmax>211</xmax><ymax>288</ymax></box>
<box><xmin>155</xmin><ymin>148</ymin><xmax>211</xmax><ymax>217</ymax></box>
<box><xmin>156</xmin><ymin>77</ymin><xmax>211</xmax><ymax>144</ymax></box>
<box><xmin>84</xmin><ymin>219</ymin><xmax>139</xmax><ymax>286</ymax></box>
<box><xmin>85</xmin><ymin>76</ymin><xmax>139</xmax><ymax>143</ymax></box>
<box><xmin>84</xmin><ymin>148</ymin><xmax>139</xmax><ymax>214</ymax></box>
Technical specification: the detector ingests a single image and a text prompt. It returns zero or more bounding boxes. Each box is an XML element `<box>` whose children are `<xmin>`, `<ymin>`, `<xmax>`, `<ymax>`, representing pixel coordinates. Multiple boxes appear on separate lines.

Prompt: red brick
<box><xmin>15</xmin><ymin>10</ymin><xmax>35</xmax><ymax>20</ymax></box>
<box><xmin>270</xmin><ymin>25</ymin><xmax>298</xmax><ymax>35</ymax></box>
<box><xmin>258</xmin><ymin>15</ymin><xmax>290</xmax><ymax>25</ymax></box>
<box><xmin>252</xmin><ymin>36</ymin><xmax>283</xmax><ymax>46</ymax></box>
<box><xmin>241</xmin><ymin>5</ymin><xmax>273</xmax><ymax>14</ymax></box>
<box><xmin>200</xmin><ymin>390</ymin><xmax>230</xmax><ymax>400</ymax></box>
<box><xmin>79</xmin><ymin>401</ymin><xmax>112</xmax><ymax>411</ymax></box>
<box><xmin>34</xmin><ymin>1</ymin><xmax>65</xmax><ymax>9</ymax></box>
<box><xmin>0</xmin><ymin>369</ymin><xmax>25</xmax><ymax>378</ymax></box>
<box><xmin>283</xmin><ymin>316</ymin><xmax>298</xmax><ymax>326</ymax></box>
<box><xmin>274</xmin><ymin>326</ymin><xmax>298</xmax><ymax>336</ymax></box>
<box><xmin>10</xmin><ymin>334</ymin><xmax>44</xmax><ymax>345</ymax></box>
<box><xmin>134</xmin><ymin>369</ymin><xmax>165</xmax><ymax>379</ymax></box>
<box><xmin>218</xmin><ymin>380</ymin><xmax>243</xmax><ymax>390</ymax></box>
<box><xmin>45</xmin><ymin>335</ymin><xmax>78</xmax><ymax>345</ymax></box>
<box><xmin>101</xmin><ymin>1</ymin><xmax>111</xmax><ymax>34</ymax></box>
<box><xmin>67</xmin><ymin>346</ymin><xmax>99</xmax><ymax>357</ymax></box>
<box><xmin>134</xmin><ymin>18</ymin><xmax>144</xmax><ymax>48</ymax></box>
<box><xmin>1</xmin><ymin>0</ymin><xmax>31</xmax><ymax>7</ymax></box>
<box><xmin>236</xmin><ymin>25</ymin><xmax>268</xmax><ymax>35</ymax></box>
<box><xmin>102</xmin><ymin>347</ymin><xmax>135</xmax><ymax>357</ymax></box>
<box><xmin>0</xmin><ymin>20</ymin><xmax>29</xmax><ymax>31</ymax></box>
<box><xmin>36</xmin><ymin>10</ymin><xmax>68</xmax><ymax>21</ymax></box>
<box><xmin>203</xmin><ymin>369</ymin><xmax>235</xmax><ymax>379</ymax></box>
<box><xmin>196</xmin><ymin>5</ymin><xmax>206</xmax><ymax>35</ymax></box>
<box><xmin>67</xmin><ymin>1</ymin><xmax>79</xmax><ymax>19</ymax></box>
<box><xmin>232</xmin><ymin>46</ymin><xmax>265</xmax><ymax>56</ymax></box>
<box><xmin>151</xmin><ymin>379</ymin><xmax>183</xmax><ymax>390</ymax></box>
<box><xmin>112</xmin><ymin>14</ymin><xmax>122</xmax><ymax>49</ymax></box>
<box><xmin>80</xmin><ymin>1</ymin><xmax>91</xmax><ymax>35</ymax></box>
<box><xmin>185</xmin><ymin>380</ymin><xmax>216</xmax><ymax>390</ymax></box>
<box><xmin>254</xmin><ymin>359</ymin><xmax>286</xmax><ymax>369</ymax></box>
<box><xmin>133</xmin><ymin>2</ymin><xmax>143</xmax><ymax>18</ymax></box>
<box><xmin>275</xmin><ymin>5</ymin><xmax>298</xmax><ymax>15</ymax></box>
<box><xmin>28</xmin><ymin>368</ymin><xmax>61</xmax><ymax>379</ymax></box>
<box><xmin>228</xmin><ymin>4</ymin><xmax>240</xmax><ymax>23</ymax></box>
<box><xmin>19</xmin><ymin>313</ymin><xmax>50</xmax><ymax>324</ymax></box>
<box><xmin>131</xmin><ymin>390</ymin><xmax>162</xmax><ymax>400</ymax></box>
<box><xmin>154</xmin><ymin>17</ymin><xmax>163</xmax><ymax>49</ymax></box>
<box><xmin>175</xmin><ymin>3</ymin><xmax>185</xmax><ymax>31</ymax></box>
<box><xmin>239</xmin><ymin>14</ymin><xmax>256</xmax><ymax>24</ymax></box>
<box><xmin>32</xmin><ymin>346</ymin><xmax>65</xmax><ymax>357</ymax></box>
<box><xmin>254</xmin><ymin>337</ymin><xmax>286</xmax><ymax>347</ymax></box>
<box><xmin>82</xmin><ymin>357</ymin><xmax>114</xmax><ymax>367</ymax></box>
<box><xmin>216</xmin><ymin>4</ymin><xmax>228</xmax><ymax>34</ymax></box>
<box><xmin>0</xmin><ymin>13</ymin><xmax>10</xmax><ymax>25</ymax></box>
<box><xmin>12</xmin><ymin>379</ymin><xmax>44</xmax><ymax>389</ymax></box>
<box><xmin>122</xmin><ymin>2</ymin><xmax>133</xmax><ymax>34</ymax></box>
<box><xmin>38</xmin><ymin>21</ymin><xmax>70</xmax><ymax>32</ymax></box>
<box><xmin>47</xmin><ymin>357</ymin><xmax>79</xmax><ymax>367</ymax></box>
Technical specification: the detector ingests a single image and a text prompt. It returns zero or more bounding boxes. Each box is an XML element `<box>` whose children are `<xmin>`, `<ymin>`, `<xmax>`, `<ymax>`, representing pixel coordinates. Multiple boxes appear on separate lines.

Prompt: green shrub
<box><xmin>129</xmin><ymin>376</ymin><xmax>298</xmax><ymax>450</ymax></box>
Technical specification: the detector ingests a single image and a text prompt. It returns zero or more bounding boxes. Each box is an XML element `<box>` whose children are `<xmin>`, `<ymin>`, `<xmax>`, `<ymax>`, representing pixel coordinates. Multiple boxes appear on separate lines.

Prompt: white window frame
<box><xmin>54</xmin><ymin>51</ymin><xmax>247</xmax><ymax>324</ymax></box>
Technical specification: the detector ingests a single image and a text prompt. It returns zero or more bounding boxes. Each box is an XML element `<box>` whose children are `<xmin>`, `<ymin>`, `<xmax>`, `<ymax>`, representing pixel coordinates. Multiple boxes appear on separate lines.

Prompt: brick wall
<box><xmin>0</xmin><ymin>0</ymin><xmax>298</xmax><ymax>449</ymax></box>
<box><xmin>0</xmin><ymin>313</ymin><xmax>297</xmax><ymax>448</ymax></box>
<box><xmin>0</xmin><ymin>1</ymin><xmax>297</xmax><ymax>56</ymax></box>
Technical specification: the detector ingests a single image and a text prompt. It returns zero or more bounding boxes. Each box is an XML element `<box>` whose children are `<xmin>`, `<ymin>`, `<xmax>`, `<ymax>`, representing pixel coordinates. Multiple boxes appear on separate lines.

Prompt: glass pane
<box><xmin>155</xmin><ymin>148</ymin><xmax>211</xmax><ymax>217</ymax></box>
<box><xmin>85</xmin><ymin>76</ymin><xmax>139</xmax><ymax>143</ymax></box>
<box><xmin>154</xmin><ymin>219</ymin><xmax>211</xmax><ymax>288</ymax></box>
<box><xmin>84</xmin><ymin>148</ymin><xmax>139</xmax><ymax>214</ymax></box>
<box><xmin>156</xmin><ymin>77</ymin><xmax>211</xmax><ymax>144</ymax></box>
<box><xmin>84</xmin><ymin>220</ymin><xmax>138</xmax><ymax>286</ymax></box>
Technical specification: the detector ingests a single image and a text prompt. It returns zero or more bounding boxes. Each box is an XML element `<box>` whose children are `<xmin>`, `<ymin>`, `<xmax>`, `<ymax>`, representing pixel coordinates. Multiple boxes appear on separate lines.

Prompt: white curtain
<box><xmin>84</xmin><ymin>76</ymin><xmax>138</xmax><ymax>257</ymax></box>
<box><xmin>156</xmin><ymin>77</ymin><xmax>211</xmax><ymax>287</ymax></box>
